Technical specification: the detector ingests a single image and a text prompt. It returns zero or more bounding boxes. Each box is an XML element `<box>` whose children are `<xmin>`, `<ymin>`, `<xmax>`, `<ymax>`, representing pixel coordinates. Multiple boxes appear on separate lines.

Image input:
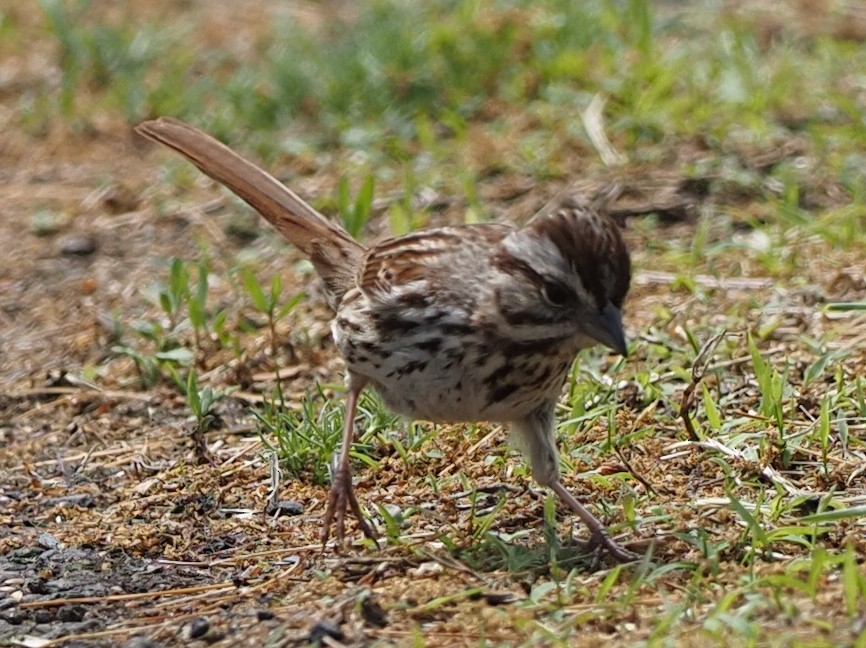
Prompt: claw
<box><xmin>587</xmin><ymin>529</ymin><xmax>639</xmax><ymax>564</ymax></box>
<box><xmin>321</xmin><ymin>464</ymin><xmax>378</xmax><ymax>549</ymax></box>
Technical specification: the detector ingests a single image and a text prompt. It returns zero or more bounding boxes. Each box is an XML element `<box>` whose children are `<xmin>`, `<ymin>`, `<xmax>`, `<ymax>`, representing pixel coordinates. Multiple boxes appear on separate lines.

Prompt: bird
<box><xmin>136</xmin><ymin>117</ymin><xmax>637</xmax><ymax>562</ymax></box>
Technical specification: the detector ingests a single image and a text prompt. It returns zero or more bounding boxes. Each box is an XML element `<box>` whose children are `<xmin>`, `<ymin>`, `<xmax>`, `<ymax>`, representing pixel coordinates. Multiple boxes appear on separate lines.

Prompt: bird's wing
<box><xmin>356</xmin><ymin>223</ymin><xmax>513</xmax><ymax>309</ymax></box>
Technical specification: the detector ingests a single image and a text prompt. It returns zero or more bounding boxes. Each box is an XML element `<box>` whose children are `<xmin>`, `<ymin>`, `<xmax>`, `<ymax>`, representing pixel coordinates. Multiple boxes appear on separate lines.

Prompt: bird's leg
<box><xmin>512</xmin><ymin>406</ymin><xmax>638</xmax><ymax>564</ymax></box>
<box><xmin>321</xmin><ymin>380</ymin><xmax>378</xmax><ymax>547</ymax></box>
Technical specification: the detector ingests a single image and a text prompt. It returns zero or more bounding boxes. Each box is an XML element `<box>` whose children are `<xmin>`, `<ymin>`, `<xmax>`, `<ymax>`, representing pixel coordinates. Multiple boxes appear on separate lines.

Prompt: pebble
<box><xmin>308</xmin><ymin>619</ymin><xmax>344</xmax><ymax>645</ymax></box>
<box><xmin>123</xmin><ymin>638</ymin><xmax>166</xmax><ymax>648</ymax></box>
<box><xmin>37</xmin><ymin>532</ymin><xmax>62</xmax><ymax>549</ymax></box>
<box><xmin>59</xmin><ymin>234</ymin><xmax>98</xmax><ymax>256</ymax></box>
<box><xmin>0</xmin><ymin>608</ymin><xmax>24</xmax><ymax>624</ymax></box>
<box><xmin>56</xmin><ymin>604</ymin><xmax>86</xmax><ymax>622</ymax></box>
<box><xmin>184</xmin><ymin>616</ymin><xmax>209</xmax><ymax>640</ymax></box>
<box><xmin>265</xmin><ymin>500</ymin><xmax>305</xmax><ymax>517</ymax></box>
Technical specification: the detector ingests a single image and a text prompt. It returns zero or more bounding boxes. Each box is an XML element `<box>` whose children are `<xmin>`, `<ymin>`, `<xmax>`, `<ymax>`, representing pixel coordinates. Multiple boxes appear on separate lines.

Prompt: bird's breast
<box><xmin>332</xmin><ymin>291</ymin><xmax>575</xmax><ymax>423</ymax></box>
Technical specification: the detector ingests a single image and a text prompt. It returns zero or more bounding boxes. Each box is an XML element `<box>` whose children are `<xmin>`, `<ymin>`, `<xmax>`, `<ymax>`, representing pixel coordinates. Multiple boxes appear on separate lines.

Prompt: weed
<box><xmin>177</xmin><ymin>368</ymin><xmax>235</xmax><ymax>463</ymax></box>
<box><xmin>336</xmin><ymin>175</ymin><xmax>376</xmax><ymax>239</ymax></box>
<box><xmin>240</xmin><ymin>267</ymin><xmax>304</xmax><ymax>366</ymax></box>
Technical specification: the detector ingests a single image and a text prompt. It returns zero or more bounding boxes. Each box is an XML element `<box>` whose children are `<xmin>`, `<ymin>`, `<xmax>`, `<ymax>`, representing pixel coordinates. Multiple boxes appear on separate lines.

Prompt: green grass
<box><xmin>27</xmin><ymin>1</ymin><xmax>866</xmax><ymax>201</ymax></box>
<box><xmin>25</xmin><ymin>0</ymin><xmax>866</xmax><ymax>262</ymax></box>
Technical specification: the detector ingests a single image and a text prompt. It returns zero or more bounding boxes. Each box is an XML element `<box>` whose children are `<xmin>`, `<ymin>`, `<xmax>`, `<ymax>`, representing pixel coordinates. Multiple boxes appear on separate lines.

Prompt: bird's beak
<box><xmin>587</xmin><ymin>302</ymin><xmax>628</xmax><ymax>356</ymax></box>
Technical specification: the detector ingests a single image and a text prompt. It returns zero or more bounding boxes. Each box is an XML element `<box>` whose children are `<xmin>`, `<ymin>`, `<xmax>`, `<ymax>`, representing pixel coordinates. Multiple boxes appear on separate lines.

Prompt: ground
<box><xmin>2</xmin><ymin>1</ymin><xmax>866</xmax><ymax>647</ymax></box>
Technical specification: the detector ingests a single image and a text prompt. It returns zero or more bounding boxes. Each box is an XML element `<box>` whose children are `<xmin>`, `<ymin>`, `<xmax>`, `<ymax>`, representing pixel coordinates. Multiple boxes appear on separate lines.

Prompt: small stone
<box><xmin>184</xmin><ymin>617</ymin><xmax>209</xmax><ymax>639</ymax></box>
<box><xmin>37</xmin><ymin>533</ymin><xmax>62</xmax><ymax>549</ymax></box>
<box><xmin>31</xmin><ymin>209</ymin><xmax>68</xmax><ymax>236</ymax></box>
<box><xmin>101</xmin><ymin>183</ymin><xmax>140</xmax><ymax>214</ymax></box>
<box><xmin>308</xmin><ymin>619</ymin><xmax>344</xmax><ymax>645</ymax></box>
<box><xmin>409</xmin><ymin>561</ymin><xmax>443</xmax><ymax>578</ymax></box>
<box><xmin>484</xmin><ymin>592</ymin><xmax>517</xmax><ymax>606</ymax></box>
<box><xmin>0</xmin><ymin>608</ymin><xmax>24</xmax><ymax>624</ymax></box>
<box><xmin>124</xmin><ymin>638</ymin><xmax>166</xmax><ymax>648</ymax></box>
<box><xmin>360</xmin><ymin>595</ymin><xmax>388</xmax><ymax>628</ymax></box>
<box><xmin>382</xmin><ymin>504</ymin><xmax>402</xmax><ymax>518</ymax></box>
<box><xmin>265</xmin><ymin>500</ymin><xmax>304</xmax><ymax>517</ymax></box>
<box><xmin>56</xmin><ymin>604</ymin><xmax>86</xmax><ymax>622</ymax></box>
<box><xmin>80</xmin><ymin>277</ymin><xmax>98</xmax><ymax>294</ymax></box>
<box><xmin>0</xmin><ymin>598</ymin><xmax>18</xmax><ymax>611</ymax></box>
<box><xmin>25</xmin><ymin>579</ymin><xmax>49</xmax><ymax>595</ymax></box>
<box><xmin>59</xmin><ymin>234</ymin><xmax>98</xmax><ymax>256</ymax></box>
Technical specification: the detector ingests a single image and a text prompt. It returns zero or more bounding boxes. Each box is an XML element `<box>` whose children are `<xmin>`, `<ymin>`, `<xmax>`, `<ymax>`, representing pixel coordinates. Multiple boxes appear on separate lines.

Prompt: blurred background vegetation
<box><xmin>8</xmin><ymin>0</ymin><xmax>866</xmax><ymax>217</ymax></box>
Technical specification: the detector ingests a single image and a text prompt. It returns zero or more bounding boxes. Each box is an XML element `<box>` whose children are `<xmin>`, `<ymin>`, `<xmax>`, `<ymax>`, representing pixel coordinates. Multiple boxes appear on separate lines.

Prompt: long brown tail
<box><xmin>136</xmin><ymin>117</ymin><xmax>365</xmax><ymax>308</ymax></box>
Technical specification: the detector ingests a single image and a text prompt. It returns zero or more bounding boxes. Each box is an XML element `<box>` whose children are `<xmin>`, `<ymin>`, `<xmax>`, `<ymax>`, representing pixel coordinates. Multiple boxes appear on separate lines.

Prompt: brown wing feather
<box><xmin>136</xmin><ymin>117</ymin><xmax>365</xmax><ymax>308</ymax></box>
<box><xmin>358</xmin><ymin>223</ymin><xmax>513</xmax><ymax>304</ymax></box>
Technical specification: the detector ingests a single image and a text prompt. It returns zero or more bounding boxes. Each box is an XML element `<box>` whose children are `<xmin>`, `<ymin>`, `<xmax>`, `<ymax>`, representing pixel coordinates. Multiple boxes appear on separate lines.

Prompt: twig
<box><xmin>582</xmin><ymin>94</ymin><xmax>626</xmax><ymax>167</ymax></box>
<box><xmin>679</xmin><ymin>331</ymin><xmax>728</xmax><ymax>441</ymax></box>
<box><xmin>11</xmin><ymin>446</ymin><xmax>137</xmax><ymax>472</ymax></box>
<box><xmin>18</xmin><ymin>582</ymin><xmax>238</xmax><ymax>608</ymax></box>
<box><xmin>35</xmin><ymin>609</ymin><xmax>221</xmax><ymax>647</ymax></box>
<box><xmin>9</xmin><ymin>388</ymin><xmax>154</xmax><ymax>422</ymax></box>
<box><xmin>7</xmin><ymin>386</ymin><xmax>154</xmax><ymax>400</ymax></box>
<box><xmin>267</xmin><ymin>449</ymin><xmax>281</xmax><ymax>508</ymax></box>
<box><xmin>634</xmin><ymin>270</ymin><xmax>773</xmax><ymax>291</ymax></box>
<box><xmin>206</xmin><ymin>544</ymin><xmax>335</xmax><ymax>565</ymax></box>
<box><xmin>417</xmin><ymin>549</ymin><xmax>487</xmax><ymax>581</ymax></box>
<box><xmin>612</xmin><ymin>445</ymin><xmax>658</xmax><ymax>496</ymax></box>
<box><xmin>219</xmin><ymin>438</ymin><xmax>264</xmax><ymax>468</ymax></box>
<box><xmin>372</xmin><ymin>629</ymin><xmax>518</xmax><ymax>642</ymax></box>
<box><xmin>655</xmin><ymin>344</ymin><xmax>787</xmax><ymax>383</ymax></box>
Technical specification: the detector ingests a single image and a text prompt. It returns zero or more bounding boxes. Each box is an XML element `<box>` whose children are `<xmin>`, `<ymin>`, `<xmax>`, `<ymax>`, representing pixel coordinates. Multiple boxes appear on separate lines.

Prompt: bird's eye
<box><xmin>541</xmin><ymin>281</ymin><xmax>572</xmax><ymax>307</ymax></box>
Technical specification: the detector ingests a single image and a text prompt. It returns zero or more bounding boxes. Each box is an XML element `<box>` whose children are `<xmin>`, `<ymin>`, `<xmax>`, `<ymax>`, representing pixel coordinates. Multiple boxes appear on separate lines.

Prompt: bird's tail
<box><xmin>136</xmin><ymin>117</ymin><xmax>365</xmax><ymax>308</ymax></box>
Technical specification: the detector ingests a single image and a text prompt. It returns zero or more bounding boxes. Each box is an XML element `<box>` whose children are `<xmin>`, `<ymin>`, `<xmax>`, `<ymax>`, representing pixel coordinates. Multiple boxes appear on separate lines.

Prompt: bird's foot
<box><xmin>586</xmin><ymin>528</ymin><xmax>640</xmax><ymax>565</ymax></box>
<box><xmin>321</xmin><ymin>467</ymin><xmax>378</xmax><ymax>550</ymax></box>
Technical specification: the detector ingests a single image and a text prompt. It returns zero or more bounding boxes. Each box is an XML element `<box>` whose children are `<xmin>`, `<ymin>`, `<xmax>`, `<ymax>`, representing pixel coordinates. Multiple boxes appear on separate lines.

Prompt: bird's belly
<box><xmin>333</xmin><ymin>303</ymin><xmax>574</xmax><ymax>423</ymax></box>
<box><xmin>371</xmin><ymin>351</ymin><xmax>574</xmax><ymax>423</ymax></box>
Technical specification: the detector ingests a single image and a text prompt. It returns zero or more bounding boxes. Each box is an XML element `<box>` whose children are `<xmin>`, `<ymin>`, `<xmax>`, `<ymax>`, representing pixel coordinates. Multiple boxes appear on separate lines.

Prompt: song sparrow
<box><xmin>136</xmin><ymin>117</ymin><xmax>637</xmax><ymax>562</ymax></box>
